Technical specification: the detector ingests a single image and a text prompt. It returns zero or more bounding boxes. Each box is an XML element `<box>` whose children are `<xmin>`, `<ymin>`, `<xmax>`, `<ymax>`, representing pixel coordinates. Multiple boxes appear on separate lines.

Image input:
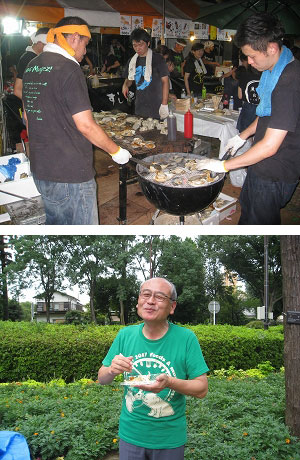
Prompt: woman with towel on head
<box><xmin>122</xmin><ymin>28</ymin><xmax>169</xmax><ymax>120</ymax></box>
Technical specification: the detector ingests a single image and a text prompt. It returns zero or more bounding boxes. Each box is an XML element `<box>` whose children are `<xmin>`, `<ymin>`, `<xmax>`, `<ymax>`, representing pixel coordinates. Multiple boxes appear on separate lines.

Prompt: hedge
<box><xmin>0</xmin><ymin>322</ymin><xmax>284</xmax><ymax>383</ymax></box>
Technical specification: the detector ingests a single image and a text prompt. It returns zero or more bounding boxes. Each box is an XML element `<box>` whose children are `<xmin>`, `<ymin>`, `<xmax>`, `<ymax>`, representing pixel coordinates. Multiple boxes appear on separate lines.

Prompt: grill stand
<box><xmin>150</xmin><ymin>209</ymin><xmax>205</xmax><ymax>225</ymax></box>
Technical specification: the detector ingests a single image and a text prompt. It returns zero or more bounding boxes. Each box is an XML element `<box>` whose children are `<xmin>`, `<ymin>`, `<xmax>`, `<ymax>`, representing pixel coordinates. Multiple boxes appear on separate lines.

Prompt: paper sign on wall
<box><xmin>152</xmin><ymin>18</ymin><xmax>162</xmax><ymax>38</ymax></box>
<box><xmin>132</xmin><ymin>16</ymin><xmax>143</xmax><ymax>30</ymax></box>
<box><xmin>120</xmin><ymin>15</ymin><xmax>131</xmax><ymax>35</ymax></box>
<box><xmin>194</xmin><ymin>22</ymin><xmax>209</xmax><ymax>39</ymax></box>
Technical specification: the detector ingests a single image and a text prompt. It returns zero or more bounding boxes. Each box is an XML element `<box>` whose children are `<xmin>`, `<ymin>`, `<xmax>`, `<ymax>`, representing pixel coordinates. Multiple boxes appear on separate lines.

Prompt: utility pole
<box><xmin>264</xmin><ymin>235</ymin><xmax>269</xmax><ymax>330</ymax></box>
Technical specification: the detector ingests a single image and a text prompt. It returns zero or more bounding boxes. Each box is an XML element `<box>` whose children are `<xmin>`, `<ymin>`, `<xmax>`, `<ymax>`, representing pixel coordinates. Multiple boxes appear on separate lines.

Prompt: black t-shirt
<box><xmin>183</xmin><ymin>57</ymin><xmax>205</xmax><ymax>95</ymax></box>
<box><xmin>22</xmin><ymin>52</ymin><xmax>94</xmax><ymax>183</ymax></box>
<box><xmin>16</xmin><ymin>50</ymin><xmax>36</xmax><ymax>79</ymax></box>
<box><xmin>124</xmin><ymin>52</ymin><xmax>168</xmax><ymax>119</ymax></box>
<box><xmin>238</xmin><ymin>67</ymin><xmax>261</xmax><ymax>104</ymax></box>
<box><xmin>171</xmin><ymin>50</ymin><xmax>184</xmax><ymax>74</ymax></box>
<box><xmin>203</xmin><ymin>50</ymin><xmax>216</xmax><ymax>76</ymax></box>
<box><xmin>103</xmin><ymin>54</ymin><xmax>119</xmax><ymax>73</ymax></box>
<box><xmin>251</xmin><ymin>59</ymin><xmax>300</xmax><ymax>183</ymax></box>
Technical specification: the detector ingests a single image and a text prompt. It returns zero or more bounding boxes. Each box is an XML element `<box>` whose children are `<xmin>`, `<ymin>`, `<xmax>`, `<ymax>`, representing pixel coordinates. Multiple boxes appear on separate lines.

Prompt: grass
<box><xmin>0</xmin><ymin>373</ymin><xmax>299</xmax><ymax>460</ymax></box>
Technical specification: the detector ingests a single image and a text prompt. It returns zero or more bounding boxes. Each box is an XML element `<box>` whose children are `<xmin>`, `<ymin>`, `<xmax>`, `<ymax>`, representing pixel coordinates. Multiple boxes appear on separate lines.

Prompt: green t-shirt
<box><xmin>102</xmin><ymin>322</ymin><xmax>209</xmax><ymax>449</ymax></box>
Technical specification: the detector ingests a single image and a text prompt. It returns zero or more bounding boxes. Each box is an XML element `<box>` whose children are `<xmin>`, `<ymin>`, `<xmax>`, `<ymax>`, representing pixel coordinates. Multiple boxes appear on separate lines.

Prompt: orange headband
<box><xmin>47</xmin><ymin>24</ymin><xmax>91</xmax><ymax>57</ymax></box>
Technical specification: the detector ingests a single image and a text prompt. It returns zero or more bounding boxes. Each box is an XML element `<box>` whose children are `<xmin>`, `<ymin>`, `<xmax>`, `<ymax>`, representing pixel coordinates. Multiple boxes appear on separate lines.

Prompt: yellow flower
<box><xmin>96</xmin><ymin>441</ymin><xmax>99</xmax><ymax>444</ymax></box>
<box><xmin>34</xmin><ymin>433</ymin><xmax>38</xmax><ymax>436</ymax></box>
<box><xmin>15</xmin><ymin>427</ymin><xmax>20</xmax><ymax>431</ymax></box>
<box><xmin>113</xmin><ymin>438</ymin><xmax>118</xmax><ymax>443</ymax></box>
<box><xmin>285</xmin><ymin>438</ymin><xmax>291</xmax><ymax>444</ymax></box>
<box><xmin>51</xmin><ymin>430</ymin><xmax>55</xmax><ymax>435</ymax></box>
<box><xmin>60</xmin><ymin>412</ymin><xmax>65</xmax><ymax>417</ymax></box>
<box><xmin>64</xmin><ymin>396</ymin><xmax>68</xmax><ymax>399</ymax></box>
<box><xmin>243</xmin><ymin>432</ymin><xmax>248</xmax><ymax>436</ymax></box>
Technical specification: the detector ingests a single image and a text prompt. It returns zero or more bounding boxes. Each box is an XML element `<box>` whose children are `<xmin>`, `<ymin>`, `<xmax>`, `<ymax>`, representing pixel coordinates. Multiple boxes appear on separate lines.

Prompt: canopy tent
<box><xmin>0</xmin><ymin>0</ymin><xmax>215</xmax><ymax>25</ymax></box>
<box><xmin>196</xmin><ymin>0</ymin><xmax>300</xmax><ymax>35</ymax></box>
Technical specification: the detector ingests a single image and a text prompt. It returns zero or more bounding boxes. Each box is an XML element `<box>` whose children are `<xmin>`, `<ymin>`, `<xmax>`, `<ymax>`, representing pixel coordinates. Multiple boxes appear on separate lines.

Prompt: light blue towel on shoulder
<box><xmin>256</xmin><ymin>45</ymin><xmax>293</xmax><ymax>117</ymax></box>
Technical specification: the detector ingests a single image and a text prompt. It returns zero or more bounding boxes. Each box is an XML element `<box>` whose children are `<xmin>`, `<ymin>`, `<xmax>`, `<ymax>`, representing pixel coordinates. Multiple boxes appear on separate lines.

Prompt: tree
<box><xmin>156</xmin><ymin>236</ymin><xmax>207</xmax><ymax>324</ymax></box>
<box><xmin>197</xmin><ymin>235</ymin><xmax>282</xmax><ymax>316</ymax></box>
<box><xmin>7</xmin><ymin>236</ymin><xmax>68</xmax><ymax>322</ymax></box>
<box><xmin>0</xmin><ymin>235</ymin><xmax>12</xmax><ymax>320</ymax></box>
<box><xmin>65</xmin><ymin>236</ymin><xmax>109</xmax><ymax>323</ymax></box>
<box><xmin>103</xmin><ymin>236</ymin><xmax>138</xmax><ymax>324</ymax></box>
<box><xmin>281</xmin><ymin>235</ymin><xmax>300</xmax><ymax>437</ymax></box>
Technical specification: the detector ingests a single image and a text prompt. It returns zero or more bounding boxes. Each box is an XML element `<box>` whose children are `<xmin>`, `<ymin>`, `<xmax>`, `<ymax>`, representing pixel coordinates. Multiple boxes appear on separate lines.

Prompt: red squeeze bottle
<box><xmin>184</xmin><ymin>109</ymin><xmax>193</xmax><ymax>139</ymax></box>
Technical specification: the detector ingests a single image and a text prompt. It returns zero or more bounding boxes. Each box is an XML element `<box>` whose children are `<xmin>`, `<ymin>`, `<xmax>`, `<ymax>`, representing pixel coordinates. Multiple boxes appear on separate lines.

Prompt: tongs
<box><xmin>210</xmin><ymin>147</ymin><xmax>233</xmax><ymax>178</ymax></box>
<box><xmin>129</xmin><ymin>156</ymin><xmax>162</xmax><ymax>171</ymax></box>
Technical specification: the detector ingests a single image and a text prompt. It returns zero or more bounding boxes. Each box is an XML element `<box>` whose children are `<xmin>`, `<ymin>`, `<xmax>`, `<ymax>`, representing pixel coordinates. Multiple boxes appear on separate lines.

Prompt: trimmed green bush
<box><xmin>0</xmin><ymin>322</ymin><xmax>284</xmax><ymax>382</ymax></box>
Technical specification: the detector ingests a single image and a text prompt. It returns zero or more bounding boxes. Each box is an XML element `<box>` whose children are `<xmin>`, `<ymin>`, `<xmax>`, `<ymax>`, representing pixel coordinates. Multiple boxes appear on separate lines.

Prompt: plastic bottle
<box><xmin>201</xmin><ymin>85</ymin><xmax>206</xmax><ymax>100</ymax></box>
<box><xmin>223</xmin><ymin>94</ymin><xmax>229</xmax><ymax>109</ymax></box>
<box><xmin>229</xmin><ymin>96</ymin><xmax>234</xmax><ymax>110</ymax></box>
<box><xmin>167</xmin><ymin>108</ymin><xmax>177</xmax><ymax>141</ymax></box>
<box><xmin>190</xmin><ymin>91</ymin><xmax>194</xmax><ymax>106</ymax></box>
<box><xmin>181</xmin><ymin>88</ymin><xmax>186</xmax><ymax>99</ymax></box>
<box><xmin>184</xmin><ymin>109</ymin><xmax>193</xmax><ymax>139</ymax></box>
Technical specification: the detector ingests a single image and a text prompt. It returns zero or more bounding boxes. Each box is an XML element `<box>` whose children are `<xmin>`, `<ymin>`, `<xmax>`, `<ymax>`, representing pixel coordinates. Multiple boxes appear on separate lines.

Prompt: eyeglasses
<box><xmin>139</xmin><ymin>290</ymin><xmax>174</xmax><ymax>302</ymax></box>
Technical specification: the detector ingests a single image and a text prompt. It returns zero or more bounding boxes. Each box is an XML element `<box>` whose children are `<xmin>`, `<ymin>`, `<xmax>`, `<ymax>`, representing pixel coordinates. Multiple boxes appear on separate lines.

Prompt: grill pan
<box><xmin>136</xmin><ymin>152</ymin><xmax>225</xmax><ymax>216</ymax></box>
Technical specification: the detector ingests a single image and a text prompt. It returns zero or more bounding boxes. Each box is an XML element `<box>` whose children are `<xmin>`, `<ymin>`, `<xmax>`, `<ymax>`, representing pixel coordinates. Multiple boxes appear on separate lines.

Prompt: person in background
<box><xmin>22</xmin><ymin>16</ymin><xmax>131</xmax><ymax>225</ymax></box>
<box><xmin>222</xmin><ymin>66</ymin><xmax>242</xmax><ymax>111</ymax></box>
<box><xmin>202</xmin><ymin>41</ymin><xmax>219</xmax><ymax>76</ymax></box>
<box><xmin>183</xmin><ymin>42</ymin><xmax>207</xmax><ymax>98</ymax></box>
<box><xmin>291</xmin><ymin>45</ymin><xmax>300</xmax><ymax>61</ymax></box>
<box><xmin>236</xmin><ymin>51</ymin><xmax>261</xmax><ymax>132</ymax></box>
<box><xmin>196</xmin><ymin>13</ymin><xmax>300</xmax><ymax>225</ymax></box>
<box><xmin>81</xmin><ymin>54</ymin><xmax>94</xmax><ymax>74</ymax></box>
<box><xmin>170</xmin><ymin>38</ymin><xmax>187</xmax><ymax>77</ymax></box>
<box><xmin>101</xmin><ymin>47</ymin><xmax>120</xmax><ymax>74</ymax></box>
<box><xmin>122</xmin><ymin>28</ymin><xmax>169</xmax><ymax>120</ymax></box>
<box><xmin>14</xmin><ymin>27</ymin><xmax>49</xmax><ymax>100</ymax></box>
<box><xmin>110</xmin><ymin>38</ymin><xmax>126</xmax><ymax>66</ymax></box>
<box><xmin>98</xmin><ymin>277</ymin><xmax>209</xmax><ymax>460</ymax></box>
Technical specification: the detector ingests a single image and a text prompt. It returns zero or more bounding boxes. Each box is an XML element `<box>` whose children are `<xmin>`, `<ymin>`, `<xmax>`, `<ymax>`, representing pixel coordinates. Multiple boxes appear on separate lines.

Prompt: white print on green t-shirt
<box><xmin>124</xmin><ymin>355</ymin><xmax>177</xmax><ymax>418</ymax></box>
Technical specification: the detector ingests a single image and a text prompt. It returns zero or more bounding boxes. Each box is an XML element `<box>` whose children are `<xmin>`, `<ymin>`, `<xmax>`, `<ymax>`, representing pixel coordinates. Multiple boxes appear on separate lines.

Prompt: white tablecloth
<box><xmin>174</xmin><ymin>109</ymin><xmax>239</xmax><ymax>158</ymax></box>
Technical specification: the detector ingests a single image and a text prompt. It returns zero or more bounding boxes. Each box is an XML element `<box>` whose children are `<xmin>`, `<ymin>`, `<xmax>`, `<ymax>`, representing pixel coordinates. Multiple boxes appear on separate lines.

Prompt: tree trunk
<box><xmin>119</xmin><ymin>298</ymin><xmax>125</xmax><ymax>325</ymax></box>
<box><xmin>45</xmin><ymin>299</ymin><xmax>51</xmax><ymax>323</ymax></box>
<box><xmin>90</xmin><ymin>281</ymin><xmax>97</xmax><ymax>323</ymax></box>
<box><xmin>0</xmin><ymin>236</ymin><xmax>9</xmax><ymax>321</ymax></box>
<box><xmin>281</xmin><ymin>235</ymin><xmax>300</xmax><ymax>438</ymax></box>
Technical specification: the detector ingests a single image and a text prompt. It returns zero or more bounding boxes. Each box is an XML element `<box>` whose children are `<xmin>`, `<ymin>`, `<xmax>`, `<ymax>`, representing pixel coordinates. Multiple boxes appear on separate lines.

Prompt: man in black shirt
<box><xmin>14</xmin><ymin>27</ymin><xmax>49</xmax><ymax>100</ymax></box>
<box><xmin>122</xmin><ymin>28</ymin><xmax>169</xmax><ymax>120</ymax></box>
<box><xmin>196</xmin><ymin>13</ymin><xmax>300</xmax><ymax>225</ymax></box>
<box><xmin>22</xmin><ymin>16</ymin><xmax>131</xmax><ymax>225</ymax></box>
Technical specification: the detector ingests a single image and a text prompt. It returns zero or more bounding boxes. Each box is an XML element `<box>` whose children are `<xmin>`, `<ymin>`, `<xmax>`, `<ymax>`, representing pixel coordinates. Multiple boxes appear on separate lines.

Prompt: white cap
<box><xmin>204</xmin><ymin>40</ymin><xmax>214</xmax><ymax>48</ymax></box>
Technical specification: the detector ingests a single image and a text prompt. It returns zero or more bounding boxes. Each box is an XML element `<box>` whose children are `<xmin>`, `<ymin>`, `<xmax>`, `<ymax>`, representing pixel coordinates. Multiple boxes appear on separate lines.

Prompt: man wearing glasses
<box><xmin>98</xmin><ymin>277</ymin><xmax>208</xmax><ymax>460</ymax></box>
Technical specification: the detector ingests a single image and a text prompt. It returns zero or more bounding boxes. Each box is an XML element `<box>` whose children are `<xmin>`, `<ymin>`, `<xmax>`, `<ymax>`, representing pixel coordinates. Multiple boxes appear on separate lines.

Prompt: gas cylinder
<box><xmin>184</xmin><ymin>109</ymin><xmax>193</xmax><ymax>139</ymax></box>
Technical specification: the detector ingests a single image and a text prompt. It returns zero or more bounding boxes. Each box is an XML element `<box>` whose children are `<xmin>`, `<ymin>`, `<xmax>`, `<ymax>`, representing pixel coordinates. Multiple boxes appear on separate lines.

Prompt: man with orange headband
<box><xmin>22</xmin><ymin>16</ymin><xmax>131</xmax><ymax>225</ymax></box>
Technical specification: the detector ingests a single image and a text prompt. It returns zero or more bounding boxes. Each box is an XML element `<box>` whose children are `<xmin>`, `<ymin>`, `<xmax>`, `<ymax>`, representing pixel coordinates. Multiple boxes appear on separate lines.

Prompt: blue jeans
<box><xmin>119</xmin><ymin>439</ymin><xmax>185</xmax><ymax>460</ymax></box>
<box><xmin>33</xmin><ymin>176</ymin><xmax>99</xmax><ymax>225</ymax></box>
<box><xmin>239</xmin><ymin>168</ymin><xmax>298</xmax><ymax>225</ymax></box>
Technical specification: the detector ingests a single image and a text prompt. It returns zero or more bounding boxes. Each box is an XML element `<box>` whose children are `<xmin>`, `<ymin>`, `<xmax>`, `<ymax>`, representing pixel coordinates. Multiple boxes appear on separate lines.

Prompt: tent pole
<box><xmin>162</xmin><ymin>0</ymin><xmax>165</xmax><ymax>44</ymax></box>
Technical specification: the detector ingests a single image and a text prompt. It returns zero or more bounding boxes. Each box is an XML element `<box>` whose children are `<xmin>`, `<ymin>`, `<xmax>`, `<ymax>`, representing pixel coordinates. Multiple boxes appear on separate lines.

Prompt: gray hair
<box><xmin>140</xmin><ymin>277</ymin><xmax>177</xmax><ymax>301</ymax></box>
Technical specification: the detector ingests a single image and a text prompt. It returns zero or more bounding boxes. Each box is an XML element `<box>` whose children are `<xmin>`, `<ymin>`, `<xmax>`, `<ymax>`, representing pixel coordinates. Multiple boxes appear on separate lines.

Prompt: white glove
<box><xmin>225</xmin><ymin>134</ymin><xmax>246</xmax><ymax>155</ymax></box>
<box><xmin>159</xmin><ymin>104</ymin><xmax>169</xmax><ymax>120</ymax></box>
<box><xmin>111</xmin><ymin>147</ymin><xmax>132</xmax><ymax>165</ymax></box>
<box><xmin>196</xmin><ymin>158</ymin><xmax>228</xmax><ymax>173</ymax></box>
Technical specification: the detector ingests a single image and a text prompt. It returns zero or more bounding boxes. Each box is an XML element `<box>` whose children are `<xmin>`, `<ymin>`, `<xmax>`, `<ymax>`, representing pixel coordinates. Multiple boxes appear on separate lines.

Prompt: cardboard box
<box><xmin>175</xmin><ymin>98</ymin><xmax>191</xmax><ymax>111</ymax></box>
<box><xmin>201</xmin><ymin>210</ymin><xmax>220</xmax><ymax>225</ymax></box>
<box><xmin>213</xmin><ymin>192</ymin><xmax>237</xmax><ymax>221</ymax></box>
<box><xmin>215</xmin><ymin>65</ymin><xmax>231</xmax><ymax>77</ymax></box>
